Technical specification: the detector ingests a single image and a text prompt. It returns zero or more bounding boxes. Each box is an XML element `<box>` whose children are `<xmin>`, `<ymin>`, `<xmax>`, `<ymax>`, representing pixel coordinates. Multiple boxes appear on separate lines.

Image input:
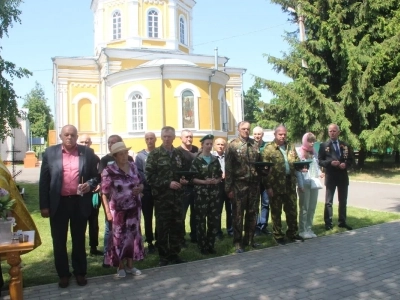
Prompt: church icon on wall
<box><xmin>183</xmin><ymin>92</ymin><xmax>195</xmax><ymax>128</ymax></box>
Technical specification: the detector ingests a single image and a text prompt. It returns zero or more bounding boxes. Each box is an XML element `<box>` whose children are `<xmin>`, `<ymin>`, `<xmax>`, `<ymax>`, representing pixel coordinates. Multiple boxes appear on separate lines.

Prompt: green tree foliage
<box><xmin>23</xmin><ymin>82</ymin><xmax>53</xmax><ymax>141</ymax></box>
<box><xmin>243</xmin><ymin>85</ymin><xmax>262</xmax><ymax>124</ymax></box>
<box><xmin>0</xmin><ymin>0</ymin><xmax>32</xmax><ymax>141</ymax></box>
<box><xmin>255</xmin><ymin>0</ymin><xmax>400</xmax><ymax>166</ymax></box>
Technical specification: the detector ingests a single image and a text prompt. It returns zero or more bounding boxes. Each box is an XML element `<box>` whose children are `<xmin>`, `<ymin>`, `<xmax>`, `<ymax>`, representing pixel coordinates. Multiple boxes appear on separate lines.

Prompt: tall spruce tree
<box><xmin>256</xmin><ymin>0</ymin><xmax>400</xmax><ymax>166</ymax></box>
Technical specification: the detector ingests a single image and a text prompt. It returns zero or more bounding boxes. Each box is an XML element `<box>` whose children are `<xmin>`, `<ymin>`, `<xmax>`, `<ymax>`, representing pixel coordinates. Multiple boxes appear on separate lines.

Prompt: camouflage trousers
<box><xmin>269</xmin><ymin>184</ymin><xmax>298</xmax><ymax>240</ymax></box>
<box><xmin>194</xmin><ymin>191</ymin><xmax>221</xmax><ymax>251</ymax></box>
<box><xmin>154</xmin><ymin>195</ymin><xmax>183</xmax><ymax>260</ymax></box>
<box><xmin>231</xmin><ymin>181</ymin><xmax>260</xmax><ymax>248</ymax></box>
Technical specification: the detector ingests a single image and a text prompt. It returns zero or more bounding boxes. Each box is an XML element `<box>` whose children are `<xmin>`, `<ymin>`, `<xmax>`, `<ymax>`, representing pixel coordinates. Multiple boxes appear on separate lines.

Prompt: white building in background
<box><xmin>0</xmin><ymin>110</ymin><xmax>29</xmax><ymax>162</ymax></box>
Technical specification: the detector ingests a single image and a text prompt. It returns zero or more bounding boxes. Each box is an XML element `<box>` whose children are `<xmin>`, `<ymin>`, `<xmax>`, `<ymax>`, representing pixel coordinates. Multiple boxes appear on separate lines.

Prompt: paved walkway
<box><xmin>1</xmin><ymin>166</ymin><xmax>400</xmax><ymax>299</ymax></box>
<box><xmin>1</xmin><ymin>221</ymin><xmax>400</xmax><ymax>300</ymax></box>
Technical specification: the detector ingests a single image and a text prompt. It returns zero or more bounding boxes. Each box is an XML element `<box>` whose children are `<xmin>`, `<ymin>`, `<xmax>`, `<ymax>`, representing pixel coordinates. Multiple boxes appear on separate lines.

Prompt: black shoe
<box><xmin>158</xmin><ymin>259</ymin><xmax>169</xmax><ymax>267</ymax></box>
<box><xmin>171</xmin><ymin>256</ymin><xmax>186</xmax><ymax>264</ymax></box>
<box><xmin>208</xmin><ymin>248</ymin><xmax>217</xmax><ymax>254</ymax></box>
<box><xmin>58</xmin><ymin>276</ymin><xmax>71</xmax><ymax>288</ymax></box>
<box><xmin>325</xmin><ymin>225</ymin><xmax>333</xmax><ymax>230</ymax></box>
<box><xmin>261</xmin><ymin>227</ymin><xmax>271</xmax><ymax>235</ymax></box>
<box><xmin>200</xmin><ymin>249</ymin><xmax>209</xmax><ymax>255</ymax></box>
<box><xmin>148</xmin><ymin>243</ymin><xmax>156</xmax><ymax>254</ymax></box>
<box><xmin>289</xmin><ymin>235</ymin><xmax>304</xmax><ymax>243</ymax></box>
<box><xmin>274</xmin><ymin>238</ymin><xmax>286</xmax><ymax>246</ymax></box>
<box><xmin>235</xmin><ymin>248</ymin><xmax>244</xmax><ymax>253</ymax></box>
<box><xmin>251</xmin><ymin>243</ymin><xmax>261</xmax><ymax>248</ymax></box>
<box><xmin>90</xmin><ymin>248</ymin><xmax>103</xmax><ymax>256</ymax></box>
<box><xmin>338</xmin><ymin>223</ymin><xmax>353</xmax><ymax>230</ymax></box>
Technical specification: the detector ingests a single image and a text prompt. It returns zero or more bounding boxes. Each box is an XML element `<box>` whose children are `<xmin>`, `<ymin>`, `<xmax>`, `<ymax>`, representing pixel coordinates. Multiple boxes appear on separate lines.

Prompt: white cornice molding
<box><xmin>105</xmin><ymin>0</ymin><xmax>125</xmax><ymax>8</ymax></box>
<box><xmin>70</xmin><ymin>82</ymin><xmax>99</xmax><ymax>88</ymax></box>
<box><xmin>143</xmin><ymin>0</ymin><xmax>165</xmax><ymax>5</ymax></box>
<box><xmin>106</xmin><ymin>65</ymin><xmax>229</xmax><ymax>87</ymax></box>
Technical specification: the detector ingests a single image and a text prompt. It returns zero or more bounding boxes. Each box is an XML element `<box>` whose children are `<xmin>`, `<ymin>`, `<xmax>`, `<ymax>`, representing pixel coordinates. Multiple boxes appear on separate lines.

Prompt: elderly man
<box><xmin>145</xmin><ymin>126</ymin><xmax>188</xmax><ymax>266</ymax></box>
<box><xmin>176</xmin><ymin>129</ymin><xmax>199</xmax><ymax>246</ymax></box>
<box><xmin>39</xmin><ymin>125</ymin><xmax>99</xmax><ymax>288</ymax></box>
<box><xmin>318</xmin><ymin>123</ymin><xmax>354</xmax><ymax>230</ymax></box>
<box><xmin>212</xmin><ymin>137</ymin><xmax>233</xmax><ymax>239</ymax></box>
<box><xmin>262</xmin><ymin>125</ymin><xmax>303</xmax><ymax>245</ymax></box>
<box><xmin>253</xmin><ymin>126</ymin><xmax>271</xmax><ymax>235</ymax></box>
<box><xmin>225</xmin><ymin>121</ymin><xmax>261</xmax><ymax>253</ymax></box>
<box><xmin>78</xmin><ymin>134</ymin><xmax>102</xmax><ymax>256</ymax></box>
<box><xmin>135</xmin><ymin>132</ymin><xmax>157</xmax><ymax>253</ymax></box>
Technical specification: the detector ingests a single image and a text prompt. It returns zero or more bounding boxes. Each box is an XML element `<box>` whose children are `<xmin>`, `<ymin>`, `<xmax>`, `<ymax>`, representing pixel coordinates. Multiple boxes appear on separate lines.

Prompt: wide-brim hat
<box><xmin>109</xmin><ymin>142</ymin><xmax>131</xmax><ymax>155</ymax></box>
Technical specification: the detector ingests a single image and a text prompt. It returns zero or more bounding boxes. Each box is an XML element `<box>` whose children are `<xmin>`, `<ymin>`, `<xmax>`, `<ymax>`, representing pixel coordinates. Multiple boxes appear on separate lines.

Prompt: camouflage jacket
<box><xmin>145</xmin><ymin>146</ymin><xmax>188</xmax><ymax>198</ymax></box>
<box><xmin>262</xmin><ymin>140</ymin><xmax>299</xmax><ymax>193</ymax></box>
<box><xmin>190</xmin><ymin>153</ymin><xmax>223</xmax><ymax>195</ymax></box>
<box><xmin>225</xmin><ymin>137</ymin><xmax>261</xmax><ymax>193</ymax></box>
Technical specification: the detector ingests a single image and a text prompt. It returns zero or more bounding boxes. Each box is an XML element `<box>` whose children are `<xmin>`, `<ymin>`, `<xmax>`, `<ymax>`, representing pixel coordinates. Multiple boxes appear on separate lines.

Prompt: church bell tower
<box><xmin>90</xmin><ymin>0</ymin><xmax>196</xmax><ymax>55</ymax></box>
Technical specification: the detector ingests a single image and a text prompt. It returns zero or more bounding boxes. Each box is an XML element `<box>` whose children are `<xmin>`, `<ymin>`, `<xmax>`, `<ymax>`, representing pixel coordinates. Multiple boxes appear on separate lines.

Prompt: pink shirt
<box><xmin>60</xmin><ymin>145</ymin><xmax>80</xmax><ymax>196</ymax></box>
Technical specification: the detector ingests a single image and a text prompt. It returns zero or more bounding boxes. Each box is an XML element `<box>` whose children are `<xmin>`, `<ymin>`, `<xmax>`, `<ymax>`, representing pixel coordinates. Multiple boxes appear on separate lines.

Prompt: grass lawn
<box><xmin>349</xmin><ymin>156</ymin><xmax>400</xmax><ymax>184</ymax></box>
<box><xmin>1</xmin><ymin>181</ymin><xmax>400</xmax><ymax>289</ymax></box>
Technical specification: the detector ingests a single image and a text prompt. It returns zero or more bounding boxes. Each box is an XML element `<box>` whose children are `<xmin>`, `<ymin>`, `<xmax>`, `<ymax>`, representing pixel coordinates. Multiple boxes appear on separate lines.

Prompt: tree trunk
<box><xmin>395</xmin><ymin>150</ymin><xmax>399</xmax><ymax>164</ymax></box>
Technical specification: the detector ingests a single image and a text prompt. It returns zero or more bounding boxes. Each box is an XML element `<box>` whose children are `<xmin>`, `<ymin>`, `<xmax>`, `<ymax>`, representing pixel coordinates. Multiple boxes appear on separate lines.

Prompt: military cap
<box><xmin>200</xmin><ymin>134</ymin><xmax>214</xmax><ymax>142</ymax></box>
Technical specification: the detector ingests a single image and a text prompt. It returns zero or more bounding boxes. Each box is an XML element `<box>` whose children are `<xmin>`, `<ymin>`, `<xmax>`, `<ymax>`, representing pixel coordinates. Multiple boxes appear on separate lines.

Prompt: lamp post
<box><xmin>288</xmin><ymin>6</ymin><xmax>308</xmax><ymax>68</ymax></box>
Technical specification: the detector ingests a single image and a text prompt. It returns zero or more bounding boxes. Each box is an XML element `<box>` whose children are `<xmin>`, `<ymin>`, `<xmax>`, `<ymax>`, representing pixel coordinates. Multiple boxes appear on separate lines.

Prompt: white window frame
<box><xmin>174</xmin><ymin>83</ymin><xmax>200</xmax><ymax>130</ymax></box>
<box><xmin>147</xmin><ymin>8</ymin><xmax>162</xmax><ymax>39</ymax></box>
<box><xmin>125</xmin><ymin>85</ymin><xmax>150</xmax><ymax>133</ymax></box>
<box><xmin>179</xmin><ymin>15</ymin><xmax>186</xmax><ymax>45</ymax></box>
<box><xmin>112</xmin><ymin>10</ymin><xmax>122</xmax><ymax>40</ymax></box>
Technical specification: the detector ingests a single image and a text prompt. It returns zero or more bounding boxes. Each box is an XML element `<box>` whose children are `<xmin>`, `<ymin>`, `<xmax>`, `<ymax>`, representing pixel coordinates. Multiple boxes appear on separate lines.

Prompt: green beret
<box><xmin>200</xmin><ymin>134</ymin><xmax>214</xmax><ymax>142</ymax></box>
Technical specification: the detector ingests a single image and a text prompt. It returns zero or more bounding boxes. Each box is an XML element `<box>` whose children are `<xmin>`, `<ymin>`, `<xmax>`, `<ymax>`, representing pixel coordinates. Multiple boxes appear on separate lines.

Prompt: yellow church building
<box><xmin>52</xmin><ymin>0</ymin><xmax>246</xmax><ymax>155</ymax></box>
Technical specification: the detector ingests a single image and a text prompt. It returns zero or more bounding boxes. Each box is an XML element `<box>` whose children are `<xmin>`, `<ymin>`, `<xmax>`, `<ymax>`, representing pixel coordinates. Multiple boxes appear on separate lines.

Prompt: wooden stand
<box><xmin>0</xmin><ymin>231</ymin><xmax>35</xmax><ymax>300</ymax></box>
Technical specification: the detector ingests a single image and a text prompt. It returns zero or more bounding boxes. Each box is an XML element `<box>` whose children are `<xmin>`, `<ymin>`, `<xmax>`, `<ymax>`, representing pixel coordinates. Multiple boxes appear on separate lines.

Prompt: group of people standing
<box><xmin>38</xmin><ymin>121</ymin><xmax>353</xmax><ymax>288</ymax></box>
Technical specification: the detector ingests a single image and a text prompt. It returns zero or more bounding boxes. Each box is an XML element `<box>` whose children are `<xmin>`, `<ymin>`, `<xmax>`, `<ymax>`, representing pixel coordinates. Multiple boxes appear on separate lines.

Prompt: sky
<box><xmin>2</xmin><ymin>0</ymin><xmax>297</xmax><ymax>113</ymax></box>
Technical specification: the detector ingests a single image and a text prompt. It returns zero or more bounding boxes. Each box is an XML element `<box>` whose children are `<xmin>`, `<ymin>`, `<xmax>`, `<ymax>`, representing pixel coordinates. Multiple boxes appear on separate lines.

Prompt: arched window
<box><xmin>112</xmin><ymin>11</ymin><xmax>121</xmax><ymax>40</ymax></box>
<box><xmin>179</xmin><ymin>17</ymin><xmax>186</xmax><ymax>45</ymax></box>
<box><xmin>130</xmin><ymin>93</ymin><xmax>144</xmax><ymax>131</ymax></box>
<box><xmin>148</xmin><ymin>10</ymin><xmax>159</xmax><ymax>38</ymax></box>
<box><xmin>182</xmin><ymin>90</ymin><xmax>195</xmax><ymax>128</ymax></box>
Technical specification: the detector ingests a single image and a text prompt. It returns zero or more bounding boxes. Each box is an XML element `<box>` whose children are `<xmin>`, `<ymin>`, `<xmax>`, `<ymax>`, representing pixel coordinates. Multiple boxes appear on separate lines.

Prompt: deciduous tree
<box><xmin>0</xmin><ymin>0</ymin><xmax>32</xmax><ymax>141</ymax></box>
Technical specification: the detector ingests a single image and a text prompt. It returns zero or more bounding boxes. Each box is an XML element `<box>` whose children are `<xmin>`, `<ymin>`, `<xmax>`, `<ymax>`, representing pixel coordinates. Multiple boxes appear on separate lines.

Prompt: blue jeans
<box><xmin>257</xmin><ymin>189</ymin><xmax>269</xmax><ymax>228</ymax></box>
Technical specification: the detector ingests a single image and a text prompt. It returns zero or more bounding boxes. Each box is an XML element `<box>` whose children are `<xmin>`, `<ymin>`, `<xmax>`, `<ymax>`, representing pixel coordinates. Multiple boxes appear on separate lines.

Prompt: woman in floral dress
<box><xmin>101</xmin><ymin>142</ymin><xmax>145</xmax><ymax>278</ymax></box>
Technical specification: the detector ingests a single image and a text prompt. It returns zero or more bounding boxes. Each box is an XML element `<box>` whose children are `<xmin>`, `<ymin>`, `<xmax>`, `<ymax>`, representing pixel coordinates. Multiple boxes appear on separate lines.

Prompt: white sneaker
<box><xmin>116</xmin><ymin>268</ymin><xmax>126</xmax><ymax>278</ymax></box>
<box><xmin>299</xmin><ymin>232</ymin><xmax>307</xmax><ymax>239</ymax></box>
<box><xmin>301</xmin><ymin>232</ymin><xmax>313</xmax><ymax>239</ymax></box>
<box><xmin>126</xmin><ymin>267</ymin><xmax>141</xmax><ymax>276</ymax></box>
<box><xmin>308</xmin><ymin>231</ymin><xmax>317</xmax><ymax>238</ymax></box>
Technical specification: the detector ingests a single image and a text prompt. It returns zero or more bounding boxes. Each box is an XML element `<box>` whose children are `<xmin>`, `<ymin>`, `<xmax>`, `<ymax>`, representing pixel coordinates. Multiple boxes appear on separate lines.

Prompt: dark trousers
<box><xmin>324</xmin><ymin>183</ymin><xmax>348</xmax><ymax>226</ymax></box>
<box><xmin>50</xmin><ymin>196</ymin><xmax>88</xmax><ymax>278</ymax></box>
<box><xmin>217</xmin><ymin>182</ymin><xmax>232</xmax><ymax>235</ymax></box>
<box><xmin>156</xmin><ymin>198</ymin><xmax>183</xmax><ymax>260</ymax></box>
<box><xmin>142</xmin><ymin>189</ymin><xmax>157</xmax><ymax>244</ymax></box>
<box><xmin>182</xmin><ymin>186</ymin><xmax>197</xmax><ymax>242</ymax></box>
<box><xmin>87</xmin><ymin>202</ymin><xmax>100</xmax><ymax>248</ymax></box>
<box><xmin>0</xmin><ymin>264</ymin><xmax>3</xmax><ymax>292</ymax></box>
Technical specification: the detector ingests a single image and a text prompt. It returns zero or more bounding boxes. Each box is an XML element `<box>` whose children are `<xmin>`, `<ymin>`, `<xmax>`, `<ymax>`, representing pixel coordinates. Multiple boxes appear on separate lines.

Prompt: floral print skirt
<box><xmin>105</xmin><ymin>208</ymin><xmax>145</xmax><ymax>267</ymax></box>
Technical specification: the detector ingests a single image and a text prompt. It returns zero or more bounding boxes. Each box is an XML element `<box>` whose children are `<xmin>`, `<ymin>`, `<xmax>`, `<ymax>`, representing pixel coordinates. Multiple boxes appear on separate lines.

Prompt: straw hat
<box><xmin>109</xmin><ymin>142</ymin><xmax>131</xmax><ymax>155</ymax></box>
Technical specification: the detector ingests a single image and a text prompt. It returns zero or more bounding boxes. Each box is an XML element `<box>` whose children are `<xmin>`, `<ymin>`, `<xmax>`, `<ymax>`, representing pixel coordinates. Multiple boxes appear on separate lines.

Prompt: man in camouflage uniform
<box><xmin>262</xmin><ymin>125</ymin><xmax>303</xmax><ymax>245</ymax></box>
<box><xmin>190</xmin><ymin>134</ymin><xmax>223</xmax><ymax>255</ymax></box>
<box><xmin>145</xmin><ymin>126</ymin><xmax>188</xmax><ymax>266</ymax></box>
<box><xmin>225</xmin><ymin>121</ymin><xmax>261</xmax><ymax>253</ymax></box>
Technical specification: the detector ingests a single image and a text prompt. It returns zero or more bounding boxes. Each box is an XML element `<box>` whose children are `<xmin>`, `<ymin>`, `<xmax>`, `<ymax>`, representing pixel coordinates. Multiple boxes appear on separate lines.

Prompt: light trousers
<box><xmin>297</xmin><ymin>182</ymin><xmax>319</xmax><ymax>233</ymax></box>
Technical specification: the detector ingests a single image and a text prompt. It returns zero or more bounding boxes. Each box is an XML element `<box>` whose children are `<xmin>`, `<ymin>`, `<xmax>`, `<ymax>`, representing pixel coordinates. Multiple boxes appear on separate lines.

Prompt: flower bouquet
<box><xmin>0</xmin><ymin>187</ymin><xmax>16</xmax><ymax>220</ymax></box>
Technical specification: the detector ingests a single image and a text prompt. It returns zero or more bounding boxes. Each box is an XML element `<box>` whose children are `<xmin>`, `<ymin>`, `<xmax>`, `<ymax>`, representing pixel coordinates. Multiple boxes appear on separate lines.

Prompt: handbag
<box><xmin>310</xmin><ymin>177</ymin><xmax>323</xmax><ymax>189</ymax></box>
